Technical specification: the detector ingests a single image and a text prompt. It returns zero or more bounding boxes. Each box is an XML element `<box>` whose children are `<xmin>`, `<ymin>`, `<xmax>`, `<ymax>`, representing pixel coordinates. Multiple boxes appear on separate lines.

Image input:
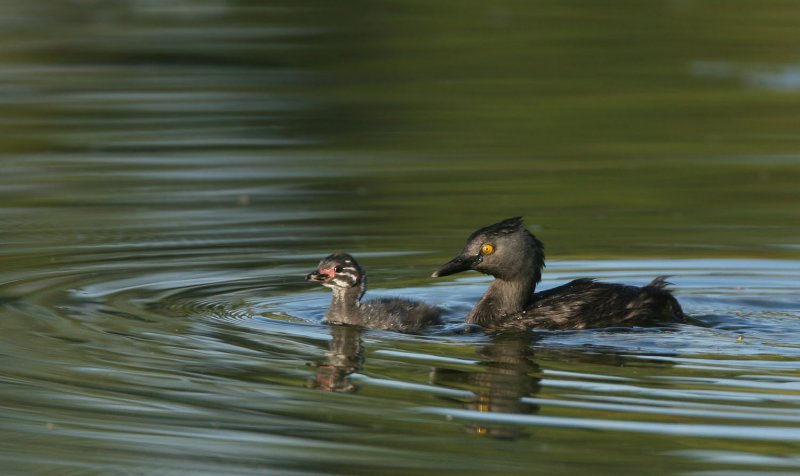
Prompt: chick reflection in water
<box><xmin>310</xmin><ymin>325</ymin><xmax>364</xmax><ymax>393</ymax></box>
<box><xmin>431</xmin><ymin>333</ymin><xmax>541</xmax><ymax>439</ymax></box>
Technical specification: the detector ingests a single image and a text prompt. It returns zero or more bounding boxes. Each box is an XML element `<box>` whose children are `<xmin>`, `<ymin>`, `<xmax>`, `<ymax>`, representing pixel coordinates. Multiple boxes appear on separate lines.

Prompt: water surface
<box><xmin>2</xmin><ymin>2</ymin><xmax>800</xmax><ymax>475</ymax></box>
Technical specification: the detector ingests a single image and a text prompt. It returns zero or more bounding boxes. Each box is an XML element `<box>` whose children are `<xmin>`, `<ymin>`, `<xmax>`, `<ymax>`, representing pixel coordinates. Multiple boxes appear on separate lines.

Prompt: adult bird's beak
<box><xmin>431</xmin><ymin>255</ymin><xmax>478</xmax><ymax>278</ymax></box>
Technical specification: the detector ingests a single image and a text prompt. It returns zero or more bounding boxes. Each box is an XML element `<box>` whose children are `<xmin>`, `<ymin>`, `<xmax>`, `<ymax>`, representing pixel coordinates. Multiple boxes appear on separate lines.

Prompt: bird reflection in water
<box><xmin>310</xmin><ymin>325</ymin><xmax>364</xmax><ymax>393</ymax></box>
<box><xmin>431</xmin><ymin>333</ymin><xmax>542</xmax><ymax>440</ymax></box>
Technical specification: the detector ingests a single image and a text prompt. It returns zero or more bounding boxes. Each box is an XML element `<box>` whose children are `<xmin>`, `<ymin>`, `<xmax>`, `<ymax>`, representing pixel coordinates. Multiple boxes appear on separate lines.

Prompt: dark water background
<box><xmin>2</xmin><ymin>1</ymin><xmax>800</xmax><ymax>474</ymax></box>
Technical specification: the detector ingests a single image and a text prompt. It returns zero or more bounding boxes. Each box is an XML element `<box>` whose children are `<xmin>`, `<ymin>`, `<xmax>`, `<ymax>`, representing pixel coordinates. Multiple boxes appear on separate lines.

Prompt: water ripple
<box><xmin>417</xmin><ymin>407</ymin><xmax>800</xmax><ymax>442</ymax></box>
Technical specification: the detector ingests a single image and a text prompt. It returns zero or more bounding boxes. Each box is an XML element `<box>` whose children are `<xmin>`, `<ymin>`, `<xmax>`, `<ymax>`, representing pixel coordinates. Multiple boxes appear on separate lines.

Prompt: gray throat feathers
<box><xmin>467</xmin><ymin>275</ymin><xmax>538</xmax><ymax>325</ymax></box>
<box><xmin>326</xmin><ymin>277</ymin><xmax>367</xmax><ymax>324</ymax></box>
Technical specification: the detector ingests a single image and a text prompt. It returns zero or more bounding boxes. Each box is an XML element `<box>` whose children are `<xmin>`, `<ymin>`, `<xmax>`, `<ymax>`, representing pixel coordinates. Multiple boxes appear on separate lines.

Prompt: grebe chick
<box><xmin>431</xmin><ymin>217</ymin><xmax>686</xmax><ymax>331</ymax></box>
<box><xmin>306</xmin><ymin>252</ymin><xmax>441</xmax><ymax>333</ymax></box>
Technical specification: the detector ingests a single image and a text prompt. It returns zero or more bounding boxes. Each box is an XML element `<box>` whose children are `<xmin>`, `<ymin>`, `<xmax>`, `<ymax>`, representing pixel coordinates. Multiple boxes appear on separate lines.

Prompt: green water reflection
<box><xmin>311</xmin><ymin>1</ymin><xmax>800</xmax><ymax>157</ymax></box>
<box><xmin>2</xmin><ymin>2</ymin><xmax>800</xmax><ymax>475</ymax></box>
<box><xmin>2</xmin><ymin>1</ymin><xmax>799</xmax><ymax>260</ymax></box>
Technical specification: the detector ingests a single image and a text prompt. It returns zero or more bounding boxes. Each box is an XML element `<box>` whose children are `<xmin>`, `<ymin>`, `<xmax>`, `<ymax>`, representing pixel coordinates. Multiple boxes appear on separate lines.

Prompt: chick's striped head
<box><xmin>306</xmin><ymin>252</ymin><xmax>365</xmax><ymax>290</ymax></box>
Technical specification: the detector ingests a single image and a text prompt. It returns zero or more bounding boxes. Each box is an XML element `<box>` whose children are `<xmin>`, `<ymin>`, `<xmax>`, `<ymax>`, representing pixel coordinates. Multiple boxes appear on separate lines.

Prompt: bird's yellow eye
<box><xmin>480</xmin><ymin>243</ymin><xmax>495</xmax><ymax>255</ymax></box>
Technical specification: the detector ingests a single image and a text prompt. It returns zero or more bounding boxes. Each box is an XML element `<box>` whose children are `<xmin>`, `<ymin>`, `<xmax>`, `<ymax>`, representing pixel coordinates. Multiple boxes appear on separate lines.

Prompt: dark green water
<box><xmin>2</xmin><ymin>2</ymin><xmax>800</xmax><ymax>475</ymax></box>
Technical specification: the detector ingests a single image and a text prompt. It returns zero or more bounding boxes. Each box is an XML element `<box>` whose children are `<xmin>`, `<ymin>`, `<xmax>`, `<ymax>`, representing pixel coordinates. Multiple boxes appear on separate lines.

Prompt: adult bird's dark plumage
<box><xmin>432</xmin><ymin>217</ymin><xmax>686</xmax><ymax>330</ymax></box>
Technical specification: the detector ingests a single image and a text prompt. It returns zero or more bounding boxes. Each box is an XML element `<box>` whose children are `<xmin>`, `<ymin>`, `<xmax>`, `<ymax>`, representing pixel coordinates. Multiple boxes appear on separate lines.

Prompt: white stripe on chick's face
<box><xmin>322</xmin><ymin>265</ymin><xmax>359</xmax><ymax>289</ymax></box>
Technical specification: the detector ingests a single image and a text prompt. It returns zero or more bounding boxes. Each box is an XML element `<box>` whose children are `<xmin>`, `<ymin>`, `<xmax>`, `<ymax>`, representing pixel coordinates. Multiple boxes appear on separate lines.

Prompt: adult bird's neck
<box><xmin>466</xmin><ymin>275</ymin><xmax>538</xmax><ymax>326</ymax></box>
